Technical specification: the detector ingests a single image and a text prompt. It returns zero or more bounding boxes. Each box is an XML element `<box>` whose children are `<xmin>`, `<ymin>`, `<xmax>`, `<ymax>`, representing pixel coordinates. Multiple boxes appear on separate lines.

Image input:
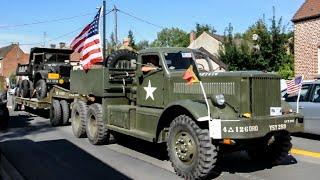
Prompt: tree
<box><xmin>195</xmin><ymin>23</ymin><xmax>217</xmax><ymax>37</ymax></box>
<box><xmin>107</xmin><ymin>32</ymin><xmax>117</xmax><ymax>54</ymax></box>
<box><xmin>136</xmin><ymin>40</ymin><xmax>149</xmax><ymax>51</ymax></box>
<box><xmin>128</xmin><ymin>30</ymin><xmax>136</xmax><ymax>49</ymax></box>
<box><xmin>151</xmin><ymin>28</ymin><xmax>189</xmax><ymax>47</ymax></box>
<box><xmin>219</xmin><ymin>13</ymin><xmax>294</xmax><ymax>78</ymax></box>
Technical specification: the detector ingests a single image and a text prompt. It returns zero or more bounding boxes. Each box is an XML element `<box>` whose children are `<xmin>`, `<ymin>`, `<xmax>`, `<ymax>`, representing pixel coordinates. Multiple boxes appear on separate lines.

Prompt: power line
<box><xmin>0</xmin><ymin>9</ymin><xmax>113</xmax><ymax>29</ymax></box>
<box><xmin>118</xmin><ymin>9</ymin><xmax>164</xmax><ymax>29</ymax></box>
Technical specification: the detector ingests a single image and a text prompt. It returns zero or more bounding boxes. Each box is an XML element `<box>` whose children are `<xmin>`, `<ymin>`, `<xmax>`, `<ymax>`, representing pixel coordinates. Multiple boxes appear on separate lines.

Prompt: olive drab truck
<box><xmin>65</xmin><ymin>48</ymin><xmax>303</xmax><ymax>179</ymax></box>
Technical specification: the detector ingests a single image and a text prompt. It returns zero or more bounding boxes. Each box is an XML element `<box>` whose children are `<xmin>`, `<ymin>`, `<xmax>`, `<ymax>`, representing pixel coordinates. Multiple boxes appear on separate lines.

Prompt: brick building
<box><xmin>0</xmin><ymin>44</ymin><xmax>29</xmax><ymax>78</ymax></box>
<box><xmin>292</xmin><ymin>0</ymin><xmax>320</xmax><ymax>80</ymax></box>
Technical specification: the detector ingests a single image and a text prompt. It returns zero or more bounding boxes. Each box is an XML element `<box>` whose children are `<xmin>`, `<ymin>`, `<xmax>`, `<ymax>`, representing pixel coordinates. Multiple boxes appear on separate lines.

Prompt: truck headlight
<box><xmin>213</xmin><ymin>94</ymin><xmax>225</xmax><ymax>106</ymax></box>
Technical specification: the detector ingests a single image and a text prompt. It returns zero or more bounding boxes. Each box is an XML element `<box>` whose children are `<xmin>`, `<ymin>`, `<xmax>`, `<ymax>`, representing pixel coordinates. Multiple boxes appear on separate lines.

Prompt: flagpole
<box><xmin>102</xmin><ymin>0</ymin><xmax>106</xmax><ymax>60</ymax></box>
<box><xmin>296</xmin><ymin>76</ymin><xmax>303</xmax><ymax>113</ymax></box>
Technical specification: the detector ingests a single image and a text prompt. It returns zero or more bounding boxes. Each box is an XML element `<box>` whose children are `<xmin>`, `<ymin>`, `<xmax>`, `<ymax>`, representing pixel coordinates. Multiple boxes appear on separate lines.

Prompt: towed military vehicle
<box><xmin>52</xmin><ymin>48</ymin><xmax>303</xmax><ymax>179</ymax></box>
<box><xmin>16</xmin><ymin>47</ymin><xmax>73</xmax><ymax>100</ymax></box>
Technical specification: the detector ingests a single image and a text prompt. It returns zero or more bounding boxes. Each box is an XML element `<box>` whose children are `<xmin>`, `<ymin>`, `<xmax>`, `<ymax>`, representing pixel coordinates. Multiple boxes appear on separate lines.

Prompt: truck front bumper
<box><xmin>208</xmin><ymin>114</ymin><xmax>303</xmax><ymax>139</ymax></box>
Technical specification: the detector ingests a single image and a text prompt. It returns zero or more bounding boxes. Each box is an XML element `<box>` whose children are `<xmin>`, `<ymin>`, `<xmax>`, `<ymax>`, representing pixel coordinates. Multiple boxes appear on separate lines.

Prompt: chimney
<box><xmin>189</xmin><ymin>31</ymin><xmax>196</xmax><ymax>43</ymax></box>
<box><xmin>50</xmin><ymin>44</ymin><xmax>56</xmax><ymax>49</ymax></box>
<box><xmin>59</xmin><ymin>42</ymin><xmax>66</xmax><ymax>49</ymax></box>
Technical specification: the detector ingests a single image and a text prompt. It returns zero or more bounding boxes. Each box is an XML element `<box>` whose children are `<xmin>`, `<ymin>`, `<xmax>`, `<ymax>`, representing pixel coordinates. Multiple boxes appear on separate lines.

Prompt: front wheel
<box><xmin>167</xmin><ymin>115</ymin><xmax>219</xmax><ymax>180</ymax></box>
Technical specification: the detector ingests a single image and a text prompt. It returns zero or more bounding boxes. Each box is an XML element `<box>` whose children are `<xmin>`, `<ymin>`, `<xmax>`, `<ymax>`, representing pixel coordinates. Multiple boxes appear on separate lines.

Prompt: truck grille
<box><xmin>250</xmin><ymin>77</ymin><xmax>281</xmax><ymax>117</ymax></box>
<box><xmin>59</xmin><ymin>66</ymin><xmax>71</xmax><ymax>77</ymax></box>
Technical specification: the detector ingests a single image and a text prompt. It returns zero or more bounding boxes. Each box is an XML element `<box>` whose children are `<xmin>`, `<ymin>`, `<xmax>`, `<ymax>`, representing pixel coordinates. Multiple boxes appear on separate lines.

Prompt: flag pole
<box><xmin>296</xmin><ymin>76</ymin><xmax>303</xmax><ymax>113</ymax></box>
<box><xmin>102</xmin><ymin>0</ymin><xmax>106</xmax><ymax>60</ymax></box>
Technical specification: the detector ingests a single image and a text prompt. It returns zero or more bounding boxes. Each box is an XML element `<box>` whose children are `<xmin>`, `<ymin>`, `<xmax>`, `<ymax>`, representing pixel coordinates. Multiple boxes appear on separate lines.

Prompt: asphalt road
<box><xmin>1</xmin><ymin>107</ymin><xmax>320</xmax><ymax>179</ymax></box>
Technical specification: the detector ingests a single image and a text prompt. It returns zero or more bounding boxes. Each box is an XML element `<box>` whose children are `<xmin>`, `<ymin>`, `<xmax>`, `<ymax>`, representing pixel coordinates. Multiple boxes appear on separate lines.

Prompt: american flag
<box><xmin>286</xmin><ymin>76</ymin><xmax>303</xmax><ymax>95</ymax></box>
<box><xmin>71</xmin><ymin>8</ymin><xmax>103</xmax><ymax>70</ymax></box>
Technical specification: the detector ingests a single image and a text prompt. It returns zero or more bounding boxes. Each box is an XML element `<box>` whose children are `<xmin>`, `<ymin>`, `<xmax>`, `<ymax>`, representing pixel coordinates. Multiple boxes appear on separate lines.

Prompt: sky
<box><xmin>0</xmin><ymin>0</ymin><xmax>305</xmax><ymax>52</ymax></box>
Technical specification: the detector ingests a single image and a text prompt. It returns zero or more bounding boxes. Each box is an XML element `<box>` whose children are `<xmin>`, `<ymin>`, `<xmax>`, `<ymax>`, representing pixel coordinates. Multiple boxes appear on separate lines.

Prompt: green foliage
<box><xmin>195</xmin><ymin>23</ymin><xmax>216</xmax><ymax>37</ymax></box>
<box><xmin>128</xmin><ymin>30</ymin><xmax>136</xmax><ymax>48</ymax></box>
<box><xmin>219</xmin><ymin>14</ymin><xmax>294</xmax><ymax>79</ymax></box>
<box><xmin>0</xmin><ymin>76</ymin><xmax>5</xmax><ymax>91</ymax></box>
<box><xmin>151</xmin><ymin>28</ymin><xmax>189</xmax><ymax>47</ymax></box>
<box><xmin>9</xmin><ymin>73</ymin><xmax>16</xmax><ymax>87</ymax></box>
<box><xmin>107</xmin><ymin>32</ymin><xmax>117</xmax><ymax>54</ymax></box>
<box><xmin>136</xmin><ymin>40</ymin><xmax>149</xmax><ymax>51</ymax></box>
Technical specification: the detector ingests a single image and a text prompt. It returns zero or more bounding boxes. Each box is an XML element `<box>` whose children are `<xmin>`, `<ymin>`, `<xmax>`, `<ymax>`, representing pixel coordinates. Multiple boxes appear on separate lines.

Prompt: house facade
<box><xmin>292</xmin><ymin>0</ymin><xmax>320</xmax><ymax>80</ymax></box>
<box><xmin>0</xmin><ymin>44</ymin><xmax>29</xmax><ymax>78</ymax></box>
<box><xmin>188</xmin><ymin>31</ymin><xmax>227</xmax><ymax>71</ymax></box>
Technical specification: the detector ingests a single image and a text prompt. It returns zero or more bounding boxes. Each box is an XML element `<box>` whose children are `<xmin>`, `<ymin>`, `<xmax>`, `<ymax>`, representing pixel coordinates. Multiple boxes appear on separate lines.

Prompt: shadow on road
<box><xmin>0</xmin><ymin>111</ymin><xmax>53</xmax><ymax>141</ymax></box>
<box><xmin>0</xmin><ymin>139</ymin><xmax>130</xmax><ymax>180</ymax></box>
<box><xmin>292</xmin><ymin>132</ymin><xmax>320</xmax><ymax>141</ymax></box>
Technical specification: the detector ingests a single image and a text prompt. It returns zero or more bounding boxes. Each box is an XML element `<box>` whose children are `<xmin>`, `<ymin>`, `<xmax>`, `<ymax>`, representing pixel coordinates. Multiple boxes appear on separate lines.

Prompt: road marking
<box><xmin>291</xmin><ymin>148</ymin><xmax>320</xmax><ymax>159</ymax></box>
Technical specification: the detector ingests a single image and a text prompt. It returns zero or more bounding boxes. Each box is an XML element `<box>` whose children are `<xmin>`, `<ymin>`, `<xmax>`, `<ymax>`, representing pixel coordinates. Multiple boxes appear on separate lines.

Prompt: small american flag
<box><xmin>71</xmin><ymin>7</ymin><xmax>103</xmax><ymax>70</ymax></box>
<box><xmin>286</xmin><ymin>76</ymin><xmax>303</xmax><ymax>95</ymax></box>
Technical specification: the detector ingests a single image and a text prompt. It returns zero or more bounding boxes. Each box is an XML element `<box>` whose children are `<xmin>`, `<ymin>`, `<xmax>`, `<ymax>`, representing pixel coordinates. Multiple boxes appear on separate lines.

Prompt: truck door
<box><xmin>136</xmin><ymin>54</ymin><xmax>164</xmax><ymax>108</ymax></box>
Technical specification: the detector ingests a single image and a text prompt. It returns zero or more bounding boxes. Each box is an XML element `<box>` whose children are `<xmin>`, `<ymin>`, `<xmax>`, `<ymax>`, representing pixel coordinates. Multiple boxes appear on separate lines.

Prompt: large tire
<box><xmin>0</xmin><ymin>105</ymin><xmax>9</xmax><ymax>131</ymax></box>
<box><xmin>86</xmin><ymin>103</ymin><xmax>109</xmax><ymax>145</ymax></box>
<box><xmin>60</xmin><ymin>100</ymin><xmax>70</xmax><ymax>125</ymax></box>
<box><xmin>21</xmin><ymin>80</ymin><xmax>30</xmax><ymax>98</ymax></box>
<box><xmin>247</xmin><ymin>130</ymin><xmax>292</xmax><ymax>164</ymax></box>
<box><xmin>35</xmin><ymin>79</ymin><xmax>47</xmax><ymax>100</ymax></box>
<box><xmin>50</xmin><ymin>100</ymin><xmax>62</xmax><ymax>127</ymax></box>
<box><xmin>167</xmin><ymin>115</ymin><xmax>218</xmax><ymax>180</ymax></box>
<box><xmin>71</xmin><ymin>101</ymin><xmax>87</xmax><ymax>138</ymax></box>
<box><xmin>12</xmin><ymin>97</ymin><xmax>21</xmax><ymax>111</ymax></box>
<box><xmin>106</xmin><ymin>49</ymin><xmax>137</xmax><ymax>68</ymax></box>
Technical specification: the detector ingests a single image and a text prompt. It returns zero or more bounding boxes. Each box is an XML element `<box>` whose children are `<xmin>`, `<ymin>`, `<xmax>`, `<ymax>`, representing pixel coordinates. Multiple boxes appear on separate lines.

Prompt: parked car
<box><xmin>282</xmin><ymin>79</ymin><xmax>320</xmax><ymax>135</ymax></box>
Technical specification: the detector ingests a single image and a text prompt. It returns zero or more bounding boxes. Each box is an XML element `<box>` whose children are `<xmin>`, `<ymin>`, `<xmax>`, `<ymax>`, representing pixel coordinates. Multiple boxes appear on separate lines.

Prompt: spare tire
<box><xmin>105</xmin><ymin>49</ymin><xmax>137</xmax><ymax>68</ymax></box>
<box><xmin>21</xmin><ymin>80</ymin><xmax>30</xmax><ymax>98</ymax></box>
<box><xmin>36</xmin><ymin>79</ymin><xmax>47</xmax><ymax>100</ymax></box>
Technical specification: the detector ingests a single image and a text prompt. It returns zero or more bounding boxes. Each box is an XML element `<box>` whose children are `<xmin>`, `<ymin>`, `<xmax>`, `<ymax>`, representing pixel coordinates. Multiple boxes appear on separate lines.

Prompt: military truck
<box><xmin>59</xmin><ymin>48</ymin><xmax>303</xmax><ymax>179</ymax></box>
<box><xmin>16</xmin><ymin>47</ymin><xmax>73</xmax><ymax>100</ymax></box>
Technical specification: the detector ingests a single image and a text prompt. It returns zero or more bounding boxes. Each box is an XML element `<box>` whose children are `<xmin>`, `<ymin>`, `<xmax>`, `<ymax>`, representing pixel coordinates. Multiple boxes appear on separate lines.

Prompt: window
<box><xmin>311</xmin><ymin>85</ymin><xmax>320</xmax><ymax>102</ymax></box>
<box><xmin>283</xmin><ymin>84</ymin><xmax>311</xmax><ymax>102</ymax></box>
<box><xmin>164</xmin><ymin>52</ymin><xmax>194</xmax><ymax>70</ymax></box>
<box><xmin>318</xmin><ymin>48</ymin><xmax>320</xmax><ymax>74</ymax></box>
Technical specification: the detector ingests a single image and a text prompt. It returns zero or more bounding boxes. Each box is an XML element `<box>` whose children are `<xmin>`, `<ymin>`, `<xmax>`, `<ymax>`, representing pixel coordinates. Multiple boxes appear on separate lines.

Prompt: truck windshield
<box><xmin>164</xmin><ymin>52</ymin><xmax>196</xmax><ymax>70</ymax></box>
<box><xmin>45</xmin><ymin>53</ymin><xmax>70</xmax><ymax>63</ymax></box>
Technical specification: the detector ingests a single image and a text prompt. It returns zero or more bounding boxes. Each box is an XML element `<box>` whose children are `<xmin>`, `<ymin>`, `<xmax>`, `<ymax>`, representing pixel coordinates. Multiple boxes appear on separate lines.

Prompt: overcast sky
<box><xmin>0</xmin><ymin>0</ymin><xmax>305</xmax><ymax>52</ymax></box>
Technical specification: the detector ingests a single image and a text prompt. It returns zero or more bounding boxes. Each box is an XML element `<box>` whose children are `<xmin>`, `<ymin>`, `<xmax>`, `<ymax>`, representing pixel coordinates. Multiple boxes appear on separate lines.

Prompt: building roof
<box><xmin>292</xmin><ymin>0</ymin><xmax>320</xmax><ymax>23</ymax></box>
<box><xmin>0</xmin><ymin>44</ymin><xmax>16</xmax><ymax>58</ymax></box>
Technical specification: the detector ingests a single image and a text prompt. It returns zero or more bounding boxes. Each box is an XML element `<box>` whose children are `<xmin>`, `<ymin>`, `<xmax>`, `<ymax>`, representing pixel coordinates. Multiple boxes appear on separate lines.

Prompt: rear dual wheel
<box><xmin>50</xmin><ymin>99</ymin><xmax>70</xmax><ymax>127</ymax></box>
<box><xmin>86</xmin><ymin>103</ymin><xmax>109</xmax><ymax>145</ymax></box>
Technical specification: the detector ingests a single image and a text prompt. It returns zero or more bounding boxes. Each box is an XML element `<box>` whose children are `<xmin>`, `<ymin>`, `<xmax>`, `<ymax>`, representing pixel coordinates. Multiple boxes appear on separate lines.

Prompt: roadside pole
<box><xmin>296</xmin><ymin>76</ymin><xmax>303</xmax><ymax>113</ymax></box>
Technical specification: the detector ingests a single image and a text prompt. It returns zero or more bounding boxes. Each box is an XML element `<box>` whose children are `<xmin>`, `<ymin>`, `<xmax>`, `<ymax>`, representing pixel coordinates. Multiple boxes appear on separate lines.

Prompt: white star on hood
<box><xmin>144</xmin><ymin>80</ymin><xmax>157</xmax><ymax>100</ymax></box>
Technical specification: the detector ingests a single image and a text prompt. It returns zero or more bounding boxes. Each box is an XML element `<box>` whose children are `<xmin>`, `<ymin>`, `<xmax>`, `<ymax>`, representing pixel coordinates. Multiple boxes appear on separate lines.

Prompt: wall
<box><xmin>294</xmin><ymin>17</ymin><xmax>320</xmax><ymax>80</ymax></box>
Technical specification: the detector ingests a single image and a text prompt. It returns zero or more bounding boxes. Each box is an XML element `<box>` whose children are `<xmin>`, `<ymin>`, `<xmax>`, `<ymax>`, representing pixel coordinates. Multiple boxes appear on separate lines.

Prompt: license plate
<box><xmin>48</xmin><ymin>73</ymin><xmax>60</xmax><ymax>79</ymax></box>
<box><xmin>270</xmin><ymin>107</ymin><xmax>282</xmax><ymax>116</ymax></box>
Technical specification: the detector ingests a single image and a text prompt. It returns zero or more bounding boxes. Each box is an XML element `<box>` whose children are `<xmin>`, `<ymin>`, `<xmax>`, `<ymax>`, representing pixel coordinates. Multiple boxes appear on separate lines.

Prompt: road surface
<box><xmin>1</xmin><ymin>108</ymin><xmax>320</xmax><ymax>180</ymax></box>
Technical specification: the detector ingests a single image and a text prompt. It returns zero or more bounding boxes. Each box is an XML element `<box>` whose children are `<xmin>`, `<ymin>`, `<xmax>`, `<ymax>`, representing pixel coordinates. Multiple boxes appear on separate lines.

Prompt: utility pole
<box><xmin>102</xmin><ymin>0</ymin><xmax>106</xmax><ymax>60</ymax></box>
<box><xmin>114</xmin><ymin>5</ymin><xmax>118</xmax><ymax>50</ymax></box>
<box><xmin>43</xmin><ymin>32</ymin><xmax>47</xmax><ymax>47</ymax></box>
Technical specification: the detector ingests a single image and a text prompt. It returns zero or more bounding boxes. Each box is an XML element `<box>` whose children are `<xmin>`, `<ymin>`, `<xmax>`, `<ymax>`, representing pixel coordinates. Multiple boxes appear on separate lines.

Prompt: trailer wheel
<box><xmin>21</xmin><ymin>80</ymin><xmax>30</xmax><ymax>98</ymax></box>
<box><xmin>0</xmin><ymin>106</ymin><xmax>9</xmax><ymax>131</ymax></box>
<box><xmin>60</xmin><ymin>100</ymin><xmax>70</xmax><ymax>125</ymax></box>
<box><xmin>247</xmin><ymin>131</ymin><xmax>292</xmax><ymax>164</ymax></box>
<box><xmin>12</xmin><ymin>97</ymin><xmax>21</xmax><ymax>111</ymax></box>
<box><xmin>50</xmin><ymin>100</ymin><xmax>62</xmax><ymax>127</ymax></box>
<box><xmin>167</xmin><ymin>115</ymin><xmax>219</xmax><ymax>180</ymax></box>
<box><xmin>86</xmin><ymin>103</ymin><xmax>109</xmax><ymax>145</ymax></box>
<box><xmin>35</xmin><ymin>79</ymin><xmax>47</xmax><ymax>100</ymax></box>
<box><xmin>71</xmin><ymin>101</ymin><xmax>87</xmax><ymax>138</ymax></box>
